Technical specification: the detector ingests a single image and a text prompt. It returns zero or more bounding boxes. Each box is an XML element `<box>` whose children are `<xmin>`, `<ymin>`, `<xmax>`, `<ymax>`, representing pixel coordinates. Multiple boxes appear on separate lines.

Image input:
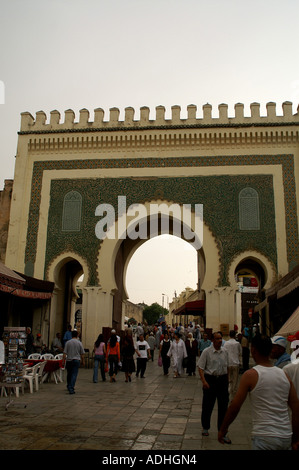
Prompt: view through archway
<box><xmin>125</xmin><ymin>234</ymin><xmax>198</xmax><ymax>309</ymax></box>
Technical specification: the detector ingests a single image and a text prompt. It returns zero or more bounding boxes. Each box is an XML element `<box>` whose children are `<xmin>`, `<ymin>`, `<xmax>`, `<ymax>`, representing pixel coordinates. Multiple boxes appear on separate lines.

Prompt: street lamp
<box><xmin>162</xmin><ymin>293</ymin><xmax>169</xmax><ymax>310</ymax></box>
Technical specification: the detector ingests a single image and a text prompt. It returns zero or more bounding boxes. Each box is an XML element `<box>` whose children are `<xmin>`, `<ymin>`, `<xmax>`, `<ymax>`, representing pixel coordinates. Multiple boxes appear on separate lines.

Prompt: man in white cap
<box><xmin>271</xmin><ymin>335</ymin><xmax>291</xmax><ymax>368</ymax></box>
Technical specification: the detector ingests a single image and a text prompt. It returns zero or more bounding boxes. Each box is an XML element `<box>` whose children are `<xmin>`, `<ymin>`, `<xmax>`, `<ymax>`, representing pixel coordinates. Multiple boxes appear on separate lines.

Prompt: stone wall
<box><xmin>0</xmin><ymin>180</ymin><xmax>13</xmax><ymax>263</ymax></box>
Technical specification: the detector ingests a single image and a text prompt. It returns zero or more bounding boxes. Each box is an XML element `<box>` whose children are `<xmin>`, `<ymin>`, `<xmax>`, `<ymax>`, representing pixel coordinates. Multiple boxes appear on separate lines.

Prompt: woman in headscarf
<box><xmin>167</xmin><ymin>330</ymin><xmax>188</xmax><ymax>378</ymax></box>
<box><xmin>159</xmin><ymin>331</ymin><xmax>171</xmax><ymax>375</ymax></box>
<box><xmin>185</xmin><ymin>332</ymin><xmax>198</xmax><ymax>376</ymax></box>
<box><xmin>121</xmin><ymin>328</ymin><xmax>135</xmax><ymax>382</ymax></box>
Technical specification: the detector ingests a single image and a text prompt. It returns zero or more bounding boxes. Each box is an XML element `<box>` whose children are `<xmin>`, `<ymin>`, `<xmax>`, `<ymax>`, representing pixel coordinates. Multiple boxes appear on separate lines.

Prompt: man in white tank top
<box><xmin>218</xmin><ymin>334</ymin><xmax>299</xmax><ymax>450</ymax></box>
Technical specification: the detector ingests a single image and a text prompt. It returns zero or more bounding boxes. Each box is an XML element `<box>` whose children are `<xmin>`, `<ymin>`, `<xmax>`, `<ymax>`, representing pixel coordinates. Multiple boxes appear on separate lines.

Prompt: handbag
<box><xmin>158</xmin><ymin>356</ymin><xmax>162</xmax><ymax>367</ymax></box>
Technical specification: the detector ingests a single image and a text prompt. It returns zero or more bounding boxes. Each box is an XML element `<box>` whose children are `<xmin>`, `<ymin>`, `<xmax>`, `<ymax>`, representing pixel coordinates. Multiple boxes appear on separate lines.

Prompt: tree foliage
<box><xmin>143</xmin><ymin>302</ymin><xmax>168</xmax><ymax>325</ymax></box>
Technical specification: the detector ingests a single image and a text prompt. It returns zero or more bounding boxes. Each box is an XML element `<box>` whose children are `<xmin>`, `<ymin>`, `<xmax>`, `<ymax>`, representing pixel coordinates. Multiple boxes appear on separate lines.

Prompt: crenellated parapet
<box><xmin>20</xmin><ymin>102</ymin><xmax>299</xmax><ymax>133</ymax></box>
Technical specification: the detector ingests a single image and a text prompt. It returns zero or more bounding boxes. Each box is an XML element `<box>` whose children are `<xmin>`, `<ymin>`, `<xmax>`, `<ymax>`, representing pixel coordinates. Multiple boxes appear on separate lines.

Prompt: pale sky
<box><xmin>0</xmin><ymin>0</ymin><xmax>298</xmax><ymax>305</ymax></box>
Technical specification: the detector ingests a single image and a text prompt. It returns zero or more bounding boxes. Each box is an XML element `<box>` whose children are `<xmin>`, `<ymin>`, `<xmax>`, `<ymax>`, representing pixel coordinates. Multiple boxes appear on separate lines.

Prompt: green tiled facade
<box><xmin>24</xmin><ymin>154</ymin><xmax>298</xmax><ymax>286</ymax></box>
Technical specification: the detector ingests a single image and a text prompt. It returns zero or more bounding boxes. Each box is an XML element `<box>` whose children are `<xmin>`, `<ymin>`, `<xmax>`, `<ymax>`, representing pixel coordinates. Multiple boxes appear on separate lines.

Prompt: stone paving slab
<box><xmin>0</xmin><ymin>359</ymin><xmax>252</xmax><ymax>452</ymax></box>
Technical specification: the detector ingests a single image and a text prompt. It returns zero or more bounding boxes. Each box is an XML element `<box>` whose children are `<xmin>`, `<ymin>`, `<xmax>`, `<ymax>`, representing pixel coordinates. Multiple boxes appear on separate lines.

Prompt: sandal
<box><xmin>202</xmin><ymin>430</ymin><xmax>209</xmax><ymax>436</ymax></box>
<box><xmin>223</xmin><ymin>435</ymin><xmax>231</xmax><ymax>444</ymax></box>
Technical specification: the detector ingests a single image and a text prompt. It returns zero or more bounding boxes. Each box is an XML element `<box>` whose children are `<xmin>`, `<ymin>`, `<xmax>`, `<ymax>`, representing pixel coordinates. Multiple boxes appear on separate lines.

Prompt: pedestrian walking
<box><xmin>167</xmin><ymin>330</ymin><xmax>187</xmax><ymax>378</ymax></box>
<box><xmin>63</xmin><ymin>330</ymin><xmax>85</xmax><ymax>394</ymax></box>
<box><xmin>121</xmin><ymin>328</ymin><xmax>135</xmax><ymax>382</ymax></box>
<box><xmin>270</xmin><ymin>335</ymin><xmax>291</xmax><ymax>368</ymax></box>
<box><xmin>159</xmin><ymin>331</ymin><xmax>171</xmax><ymax>375</ymax></box>
<box><xmin>185</xmin><ymin>332</ymin><xmax>198</xmax><ymax>376</ymax></box>
<box><xmin>63</xmin><ymin>324</ymin><xmax>72</xmax><ymax>347</ymax></box>
<box><xmin>218</xmin><ymin>334</ymin><xmax>299</xmax><ymax>450</ymax></box>
<box><xmin>223</xmin><ymin>330</ymin><xmax>242</xmax><ymax>402</ymax></box>
<box><xmin>107</xmin><ymin>330</ymin><xmax>120</xmax><ymax>382</ymax></box>
<box><xmin>93</xmin><ymin>334</ymin><xmax>106</xmax><ymax>383</ymax></box>
<box><xmin>135</xmin><ymin>333</ymin><xmax>151</xmax><ymax>378</ymax></box>
<box><xmin>198</xmin><ymin>332</ymin><xmax>211</xmax><ymax>356</ymax></box>
<box><xmin>240</xmin><ymin>330</ymin><xmax>250</xmax><ymax>371</ymax></box>
<box><xmin>136</xmin><ymin>323</ymin><xmax>144</xmax><ymax>341</ymax></box>
<box><xmin>155</xmin><ymin>326</ymin><xmax>162</xmax><ymax>349</ymax></box>
<box><xmin>194</xmin><ymin>324</ymin><xmax>202</xmax><ymax>342</ymax></box>
<box><xmin>147</xmin><ymin>332</ymin><xmax>156</xmax><ymax>362</ymax></box>
<box><xmin>198</xmin><ymin>331</ymin><xmax>230</xmax><ymax>441</ymax></box>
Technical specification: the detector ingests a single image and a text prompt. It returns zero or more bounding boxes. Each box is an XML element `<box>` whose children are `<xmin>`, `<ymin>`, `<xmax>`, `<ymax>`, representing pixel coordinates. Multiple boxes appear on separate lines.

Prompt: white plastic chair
<box><xmin>28</xmin><ymin>353</ymin><xmax>41</xmax><ymax>359</ymax></box>
<box><xmin>23</xmin><ymin>363</ymin><xmax>40</xmax><ymax>393</ymax></box>
<box><xmin>35</xmin><ymin>361</ymin><xmax>47</xmax><ymax>390</ymax></box>
<box><xmin>54</xmin><ymin>354</ymin><xmax>65</xmax><ymax>382</ymax></box>
<box><xmin>40</xmin><ymin>354</ymin><xmax>54</xmax><ymax>360</ymax></box>
<box><xmin>54</xmin><ymin>354</ymin><xmax>63</xmax><ymax>360</ymax></box>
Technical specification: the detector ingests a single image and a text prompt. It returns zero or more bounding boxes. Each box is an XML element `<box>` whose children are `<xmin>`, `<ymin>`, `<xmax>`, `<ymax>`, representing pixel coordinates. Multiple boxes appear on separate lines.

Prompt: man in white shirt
<box><xmin>223</xmin><ymin>330</ymin><xmax>242</xmax><ymax>402</ymax></box>
<box><xmin>63</xmin><ymin>330</ymin><xmax>85</xmax><ymax>394</ymax></box>
<box><xmin>135</xmin><ymin>334</ymin><xmax>151</xmax><ymax>378</ymax></box>
<box><xmin>198</xmin><ymin>331</ymin><xmax>230</xmax><ymax>442</ymax></box>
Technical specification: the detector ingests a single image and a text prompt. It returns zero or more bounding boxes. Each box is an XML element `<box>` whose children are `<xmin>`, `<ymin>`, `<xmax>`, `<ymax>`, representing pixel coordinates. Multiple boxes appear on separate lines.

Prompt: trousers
<box><xmin>201</xmin><ymin>374</ymin><xmax>229</xmax><ymax>431</ymax></box>
<box><xmin>136</xmin><ymin>358</ymin><xmax>147</xmax><ymax>377</ymax></box>
<box><xmin>66</xmin><ymin>359</ymin><xmax>80</xmax><ymax>393</ymax></box>
<box><xmin>251</xmin><ymin>436</ymin><xmax>292</xmax><ymax>450</ymax></box>
<box><xmin>93</xmin><ymin>354</ymin><xmax>106</xmax><ymax>382</ymax></box>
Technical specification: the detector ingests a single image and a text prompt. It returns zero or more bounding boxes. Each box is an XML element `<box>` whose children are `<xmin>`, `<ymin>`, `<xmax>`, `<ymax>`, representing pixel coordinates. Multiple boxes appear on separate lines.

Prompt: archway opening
<box><xmin>234</xmin><ymin>258</ymin><xmax>266</xmax><ymax>333</ymax></box>
<box><xmin>117</xmin><ymin>234</ymin><xmax>202</xmax><ymax>328</ymax></box>
<box><xmin>54</xmin><ymin>258</ymin><xmax>84</xmax><ymax>337</ymax></box>
<box><xmin>126</xmin><ymin>234</ymin><xmax>198</xmax><ymax>304</ymax></box>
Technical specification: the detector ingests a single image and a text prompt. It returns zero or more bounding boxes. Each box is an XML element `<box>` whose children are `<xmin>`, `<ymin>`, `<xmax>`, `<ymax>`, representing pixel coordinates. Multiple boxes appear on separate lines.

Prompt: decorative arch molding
<box><xmin>46</xmin><ymin>251</ymin><xmax>89</xmax><ymax>290</ymax></box>
<box><xmin>96</xmin><ymin>199</ymin><xmax>221</xmax><ymax>295</ymax></box>
<box><xmin>227</xmin><ymin>250</ymin><xmax>277</xmax><ymax>291</ymax></box>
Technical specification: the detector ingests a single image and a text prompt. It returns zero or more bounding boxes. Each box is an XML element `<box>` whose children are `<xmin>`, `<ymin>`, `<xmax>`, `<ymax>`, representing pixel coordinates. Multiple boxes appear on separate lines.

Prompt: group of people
<box><xmin>197</xmin><ymin>329</ymin><xmax>299</xmax><ymax>450</ymax></box>
<box><xmin>94</xmin><ymin>323</ymin><xmax>299</xmax><ymax>451</ymax></box>
<box><xmin>25</xmin><ymin>326</ymin><xmax>73</xmax><ymax>358</ymax></box>
<box><xmin>92</xmin><ymin>329</ymin><xmax>153</xmax><ymax>383</ymax></box>
<box><xmin>91</xmin><ymin>322</ymin><xmax>253</xmax><ymax>384</ymax></box>
<box><xmin>25</xmin><ymin>320</ymin><xmax>299</xmax><ymax>450</ymax></box>
<box><xmin>25</xmin><ymin>327</ymin><xmax>48</xmax><ymax>356</ymax></box>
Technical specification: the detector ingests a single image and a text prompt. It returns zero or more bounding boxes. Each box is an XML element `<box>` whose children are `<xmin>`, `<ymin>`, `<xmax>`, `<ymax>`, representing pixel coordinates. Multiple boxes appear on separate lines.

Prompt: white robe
<box><xmin>167</xmin><ymin>339</ymin><xmax>187</xmax><ymax>375</ymax></box>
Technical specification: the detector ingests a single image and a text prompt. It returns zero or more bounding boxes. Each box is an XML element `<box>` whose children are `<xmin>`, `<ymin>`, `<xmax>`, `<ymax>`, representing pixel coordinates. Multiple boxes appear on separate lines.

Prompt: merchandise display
<box><xmin>1</xmin><ymin>327</ymin><xmax>26</xmax><ymax>384</ymax></box>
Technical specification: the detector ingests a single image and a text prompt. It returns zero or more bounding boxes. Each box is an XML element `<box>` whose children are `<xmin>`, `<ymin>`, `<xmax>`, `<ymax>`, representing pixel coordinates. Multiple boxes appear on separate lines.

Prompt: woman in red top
<box><xmin>106</xmin><ymin>330</ymin><xmax>120</xmax><ymax>382</ymax></box>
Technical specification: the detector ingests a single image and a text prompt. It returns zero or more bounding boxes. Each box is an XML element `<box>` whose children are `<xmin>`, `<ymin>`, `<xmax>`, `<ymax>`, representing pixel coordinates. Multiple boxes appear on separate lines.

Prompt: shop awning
<box><xmin>0</xmin><ymin>261</ymin><xmax>25</xmax><ymax>288</ymax></box>
<box><xmin>0</xmin><ymin>261</ymin><xmax>54</xmax><ymax>300</ymax></box>
<box><xmin>0</xmin><ymin>283</ymin><xmax>53</xmax><ymax>299</ymax></box>
<box><xmin>275</xmin><ymin>306</ymin><xmax>299</xmax><ymax>337</ymax></box>
<box><xmin>266</xmin><ymin>265</ymin><xmax>299</xmax><ymax>299</ymax></box>
<box><xmin>254</xmin><ymin>264</ymin><xmax>299</xmax><ymax>312</ymax></box>
<box><xmin>173</xmin><ymin>300</ymin><xmax>205</xmax><ymax>316</ymax></box>
<box><xmin>277</xmin><ymin>276</ymin><xmax>299</xmax><ymax>299</ymax></box>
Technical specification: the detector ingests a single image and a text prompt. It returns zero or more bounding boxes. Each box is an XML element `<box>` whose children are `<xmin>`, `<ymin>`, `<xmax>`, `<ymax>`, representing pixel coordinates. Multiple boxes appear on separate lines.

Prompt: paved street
<box><xmin>0</xmin><ymin>357</ymin><xmax>252</xmax><ymax>452</ymax></box>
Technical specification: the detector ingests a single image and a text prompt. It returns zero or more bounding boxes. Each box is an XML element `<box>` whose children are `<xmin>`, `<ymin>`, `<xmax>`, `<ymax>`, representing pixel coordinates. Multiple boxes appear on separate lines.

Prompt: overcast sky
<box><xmin>0</xmin><ymin>0</ymin><xmax>298</xmax><ymax>305</ymax></box>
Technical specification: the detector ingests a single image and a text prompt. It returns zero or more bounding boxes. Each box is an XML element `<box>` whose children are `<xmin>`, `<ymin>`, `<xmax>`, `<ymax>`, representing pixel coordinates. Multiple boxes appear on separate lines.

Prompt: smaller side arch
<box><xmin>46</xmin><ymin>251</ymin><xmax>89</xmax><ymax>288</ymax></box>
<box><xmin>227</xmin><ymin>250</ymin><xmax>277</xmax><ymax>291</ymax></box>
<box><xmin>46</xmin><ymin>252</ymin><xmax>89</xmax><ymax>346</ymax></box>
